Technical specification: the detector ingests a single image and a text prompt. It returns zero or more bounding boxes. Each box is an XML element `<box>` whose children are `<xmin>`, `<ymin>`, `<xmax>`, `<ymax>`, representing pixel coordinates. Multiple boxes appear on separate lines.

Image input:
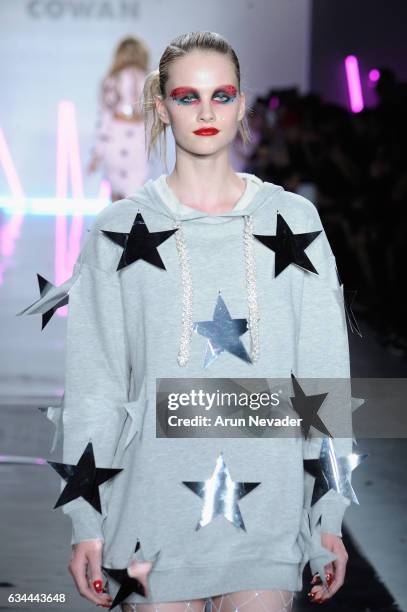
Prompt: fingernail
<box><xmin>93</xmin><ymin>579</ymin><xmax>103</xmax><ymax>593</ymax></box>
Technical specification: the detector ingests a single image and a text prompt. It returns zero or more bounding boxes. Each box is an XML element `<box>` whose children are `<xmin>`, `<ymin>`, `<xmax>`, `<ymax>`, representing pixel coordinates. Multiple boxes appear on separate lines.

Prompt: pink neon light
<box><xmin>55</xmin><ymin>101</ymin><xmax>85</xmax><ymax>316</ymax></box>
<box><xmin>0</xmin><ymin>105</ymin><xmax>111</xmax><ymax>292</ymax></box>
<box><xmin>369</xmin><ymin>69</ymin><xmax>380</xmax><ymax>82</ymax></box>
<box><xmin>0</xmin><ymin>127</ymin><xmax>25</xmax><ymax>284</ymax></box>
<box><xmin>0</xmin><ymin>129</ymin><xmax>24</xmax><ymax>198</ymax></box>
<box><xmin>344</xmin><ymin>55</ymin><xmax>364</xmax><ymax>113</ymax></box>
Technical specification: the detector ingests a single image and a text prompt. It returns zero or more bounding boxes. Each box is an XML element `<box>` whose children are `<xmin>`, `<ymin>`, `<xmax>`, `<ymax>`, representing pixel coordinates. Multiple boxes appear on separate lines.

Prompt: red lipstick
<box><xmin>193</xmin><ymin>128</ymin><xmax>219</xmax><ymax>136</ymax></box>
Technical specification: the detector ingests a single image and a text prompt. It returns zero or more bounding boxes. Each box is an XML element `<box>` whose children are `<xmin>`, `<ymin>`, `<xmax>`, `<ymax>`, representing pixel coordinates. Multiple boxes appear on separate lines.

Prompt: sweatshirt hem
<box><xmin>105</xmin><ymin>559</ymin><xmax>303</xmax><ymax>604</ymax></box>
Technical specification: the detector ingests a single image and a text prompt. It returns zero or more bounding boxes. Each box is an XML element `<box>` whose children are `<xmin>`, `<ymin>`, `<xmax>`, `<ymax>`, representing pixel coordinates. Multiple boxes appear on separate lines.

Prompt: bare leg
<box><xmin>210</xmin><ymin>589</ymin><xmax>294</xmax><ymax>612</ymax></box>
<box><xmin>121</xmin><ymin>599</ymin><xmax>207</xmax><ymax>611</ymax></box>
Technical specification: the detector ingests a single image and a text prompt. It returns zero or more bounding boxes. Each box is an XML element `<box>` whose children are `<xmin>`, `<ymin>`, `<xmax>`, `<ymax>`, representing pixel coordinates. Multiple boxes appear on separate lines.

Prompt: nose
<box><xmin>197</xmin><ymin>96</ymin><xmax>215</xmax><ymax>122</ymax></box>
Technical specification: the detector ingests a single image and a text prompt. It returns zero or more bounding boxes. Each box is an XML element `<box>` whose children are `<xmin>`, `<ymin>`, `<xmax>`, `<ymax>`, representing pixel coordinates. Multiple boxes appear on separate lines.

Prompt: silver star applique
<box><xmin>183</xmin><ymin>452</ymin><xmax>261</xmax><ymax>531</ymax></box>
<box><xmin>193</xmin><ymin>292</ymin><xmax>251</xmax><ymax>368</ymax></box>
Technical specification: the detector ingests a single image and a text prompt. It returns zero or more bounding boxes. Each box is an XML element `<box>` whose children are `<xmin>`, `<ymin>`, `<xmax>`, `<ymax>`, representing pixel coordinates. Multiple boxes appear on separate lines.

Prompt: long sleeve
<box><xmin>295</xmin><ymin>201</ymin><xmax>353</xmax><ymax>537</ymax></box>
<box><xmin>90</xmin><ymin>75</ymin><xmax>115</xmax><ymax>161</ymax></box>
<box><xmin>61</xmin><ymin>222</ymin><xmax>131</xmax><ymax>545</ymax></box>
<box><xmin>118</xmin><ymin>66</ymin><xmax>146</xmax><ymax>115</ymax></box>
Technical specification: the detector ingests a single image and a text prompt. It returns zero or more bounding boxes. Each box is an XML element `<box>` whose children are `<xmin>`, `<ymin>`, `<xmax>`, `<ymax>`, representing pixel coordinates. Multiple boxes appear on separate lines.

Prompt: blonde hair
<box><xmin>107</xmin><ymin>36</ymin><xmax>149</xmax><ymax>76</ymax></box>
<box><xmin>142</xmin><ymin>31</ymin><xmax>252</xmax><ymax>170</ymax></box>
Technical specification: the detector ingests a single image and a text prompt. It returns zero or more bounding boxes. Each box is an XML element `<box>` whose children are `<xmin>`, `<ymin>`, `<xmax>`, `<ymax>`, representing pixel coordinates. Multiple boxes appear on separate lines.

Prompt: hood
<box><xmin>129</xmin><ymin>173</ymin><xmax>285</xmax><ymax>224</ymax></box>
<box><xmin>125</xmin><ymin>173</ymin><xmax>286</xmax><ymax>367</ymax></box>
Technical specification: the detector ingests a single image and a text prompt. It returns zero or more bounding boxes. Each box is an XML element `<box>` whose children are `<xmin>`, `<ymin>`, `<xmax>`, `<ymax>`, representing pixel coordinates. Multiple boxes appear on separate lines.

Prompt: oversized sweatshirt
<box><xmin>19</xmin><ymin>172</ymin><xmax>353</xmax><ymax>603</ymax></box>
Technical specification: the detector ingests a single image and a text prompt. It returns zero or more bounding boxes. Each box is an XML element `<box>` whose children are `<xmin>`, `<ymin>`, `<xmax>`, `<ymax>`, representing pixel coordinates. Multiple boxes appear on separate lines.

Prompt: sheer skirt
<box><xmin>120</xmin><ymin>589</ymin><xmax>294</xmax><ymax>611</ymax></box>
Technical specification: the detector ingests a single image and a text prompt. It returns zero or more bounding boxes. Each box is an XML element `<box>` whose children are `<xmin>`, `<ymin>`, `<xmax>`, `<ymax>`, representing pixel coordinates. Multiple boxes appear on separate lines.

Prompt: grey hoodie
<box><xmin>19</xmin><ymin>173</ymin><xmax>353</xmax><ymax>603</ymax></box>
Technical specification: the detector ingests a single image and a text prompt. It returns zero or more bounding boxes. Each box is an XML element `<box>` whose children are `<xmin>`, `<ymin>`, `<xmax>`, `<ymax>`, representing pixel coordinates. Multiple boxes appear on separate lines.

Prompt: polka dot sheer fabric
<box><xmin>121</xmin><ymin>589</ymin><xmax>294</xmax><ymax>611</ymax></box>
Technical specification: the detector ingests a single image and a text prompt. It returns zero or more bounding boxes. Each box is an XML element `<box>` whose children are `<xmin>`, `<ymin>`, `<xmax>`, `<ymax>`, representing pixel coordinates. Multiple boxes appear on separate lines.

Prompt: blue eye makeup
<box><xmin>169</xmin><ymin>86</ymin><xmax>238</xmax><ymax>106</ymax></box>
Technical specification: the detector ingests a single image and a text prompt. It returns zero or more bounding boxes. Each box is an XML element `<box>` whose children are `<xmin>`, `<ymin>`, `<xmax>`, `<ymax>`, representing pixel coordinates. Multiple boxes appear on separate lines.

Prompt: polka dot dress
<box><xmin>92</xmin><ymin>66</ymin><xmax>149</xmax><ymax>197</ymax></box>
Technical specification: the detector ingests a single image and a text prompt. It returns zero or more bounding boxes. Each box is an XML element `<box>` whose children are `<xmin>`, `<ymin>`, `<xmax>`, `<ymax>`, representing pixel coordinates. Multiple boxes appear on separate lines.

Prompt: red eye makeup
<box><xmin>169</xmin><ymin>84</ymin><xmax>238</xmax><ymax>105</ymax></box>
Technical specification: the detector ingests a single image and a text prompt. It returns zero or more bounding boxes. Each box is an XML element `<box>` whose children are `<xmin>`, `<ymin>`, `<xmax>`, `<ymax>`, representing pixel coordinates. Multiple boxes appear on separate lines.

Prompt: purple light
<box><xmin>344</xmin><ymin>55</ymin><xmax>364</xmax><ymax>113</ymax></box>
<box><xmin>369</xmin><ymin>68</ymin><xmax>380</xmax><ymax>82</ymax></box>
<box><xmin>269</xmin><ymin>96</ymin><xmax>280</xmax><ymax>110</ymax></box>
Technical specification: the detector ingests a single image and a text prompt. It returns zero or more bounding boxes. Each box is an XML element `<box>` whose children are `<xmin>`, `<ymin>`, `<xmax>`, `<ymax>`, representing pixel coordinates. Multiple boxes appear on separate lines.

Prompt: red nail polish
<box><xmin>93</xmin><ymin>579</ymin><xmax>103</xmax><ymax>593</ymax></box>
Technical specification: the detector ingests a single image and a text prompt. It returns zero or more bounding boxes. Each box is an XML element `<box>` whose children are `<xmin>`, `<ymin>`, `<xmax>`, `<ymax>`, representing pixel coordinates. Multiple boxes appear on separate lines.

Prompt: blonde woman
<box><xmin>87</xmin><ymin>36</ymin><xmax>150</xmax><ymax>201</ymax></box>
<box><xmin>23</xmin><ymin>31</ymin><xmax>353</xmax><ymax>611</ymax></box>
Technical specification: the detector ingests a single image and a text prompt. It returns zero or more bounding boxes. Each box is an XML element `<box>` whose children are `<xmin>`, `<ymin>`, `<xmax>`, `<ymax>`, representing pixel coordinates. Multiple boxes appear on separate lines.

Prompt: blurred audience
<box><xmin>236</xmin><ymin>69</ymin><xmax>407</xmax><ymax>357</ymax></box>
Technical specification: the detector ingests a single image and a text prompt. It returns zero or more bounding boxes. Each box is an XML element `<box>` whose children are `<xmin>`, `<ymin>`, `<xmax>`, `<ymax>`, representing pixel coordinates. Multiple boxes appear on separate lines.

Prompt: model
<box><xmin>87</xmin><ymin>36</ymin><xmax>150</xmax><ymax>201</ymax></box>
<box><xmin>19</xmin><ymin>31</ymin><xmax>360</xmax><ymax>611</ymax></box>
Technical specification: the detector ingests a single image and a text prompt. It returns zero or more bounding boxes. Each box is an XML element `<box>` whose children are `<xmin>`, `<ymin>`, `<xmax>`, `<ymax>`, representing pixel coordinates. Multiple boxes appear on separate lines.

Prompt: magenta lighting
<box><xmin>344</xmin><ymin>55</ymin><xmax>364</xmax><ymax>113</ymax></box>
<box><xmin>369</xmin><ymin>68</ymin><xmax>381</xmax><ymax>82</ymax></box>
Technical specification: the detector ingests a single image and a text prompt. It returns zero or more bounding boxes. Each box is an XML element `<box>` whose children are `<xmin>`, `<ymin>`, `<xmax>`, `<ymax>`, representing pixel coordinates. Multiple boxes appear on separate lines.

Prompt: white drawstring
<box><xmin>174</xmin><ymin>215</ymin><xmax>260</xmax><ymax>366</ymax></box>
<box><xmin>173</xmin><ymin>220</ymin><xmax>194</xmax><ymax>366</ymax></box>
<box><xmin>243</xmin><ymin>214</ymin><xmax>260</xmax><ymax>362</ymax></box>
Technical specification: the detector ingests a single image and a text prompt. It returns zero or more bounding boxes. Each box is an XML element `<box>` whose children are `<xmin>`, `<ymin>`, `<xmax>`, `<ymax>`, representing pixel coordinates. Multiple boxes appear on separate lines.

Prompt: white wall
<box><xmin>0</xmin><ymin>0</ymin><xmax>311</xmax><ymax>396</ymax></box>
<box><xmin>0</xmin><ymin>0</ymin><xmax>311</xmax><ymax>195</ymax></box>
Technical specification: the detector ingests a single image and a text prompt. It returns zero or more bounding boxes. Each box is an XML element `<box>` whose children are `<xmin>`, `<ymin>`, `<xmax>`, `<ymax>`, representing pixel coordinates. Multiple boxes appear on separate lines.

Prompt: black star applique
<box><xmin>193</xmin><ymin>292</ymin><xmax>251</xmax><ymax>367</ymax></box>
<box><xmin>335</xmin><ymin>266</ymin><xmax>363</xmax><ymax>337</ymax></box>
<box><xmin>16</xmin><ymin>273</ymin><xmax>71</xmax><ymax>329</ymax></box>
<box><xmin>289</xmin><ymin>372</ymin><xmax>333</xmax><ymax>439</ymax></box>
<box><xmin>253</xmin><ymin>212</ymin><xmax>322</xmax><ymax>277</ymax></box>
<box><xmin>101</xmin><ymin>212</ymin><xmax>178</xmax><ymax>271</ymax></box>
<box><xmin>102</xmin><ymin>567</ymin><xmax>146</xmax><ymax>609</ymax></box>
<box><xmin>47</xmin><ymin>441</ymin><xmax>122</xmax><ymax>512</ymax></box>
<box><xmin>304</xmin><ymin>437</ymin><xmax>368</xmax><ymax>506</ymax></box>
<box><xmin>102</xmin><ymin>545</ymin><xmax>161</xmax><ymax>609</ymax></box>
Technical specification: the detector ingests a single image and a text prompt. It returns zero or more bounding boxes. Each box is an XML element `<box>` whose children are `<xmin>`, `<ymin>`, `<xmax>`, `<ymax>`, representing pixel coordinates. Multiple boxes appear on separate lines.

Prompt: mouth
<box><xmin>193</xmin><ymin>128</ymin><xmax>220</xmax><ymax>136</ymax></box>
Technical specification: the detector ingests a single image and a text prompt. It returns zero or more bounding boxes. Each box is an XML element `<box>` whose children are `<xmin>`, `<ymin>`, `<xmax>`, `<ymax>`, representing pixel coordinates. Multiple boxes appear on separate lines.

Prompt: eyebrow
<box><xmin>169</xmin><ymin>84</ymin><xmax>237</xmax><ymax>97</ymax></box>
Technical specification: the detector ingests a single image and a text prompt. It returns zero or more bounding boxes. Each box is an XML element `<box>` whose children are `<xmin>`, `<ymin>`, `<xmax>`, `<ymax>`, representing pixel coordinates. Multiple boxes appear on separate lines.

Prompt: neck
<box><xmin>167</xmin><ymin>152</ymin><xmax>246</xmax><ymax>214</ymax></box>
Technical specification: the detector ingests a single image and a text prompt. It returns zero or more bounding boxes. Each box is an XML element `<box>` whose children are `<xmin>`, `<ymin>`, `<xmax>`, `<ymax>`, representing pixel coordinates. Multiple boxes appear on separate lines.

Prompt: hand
<box><xmin>308</xmin><ymin>533</ymin><xmax>349</xmax><ymax>603</ymax></box>
<box><xmin>68</xmin><ymin>539</ymin><xmax>113</xmax><ymax>608</ymax></box>
<box><xmin>87</xmin><ymin>154</ymin><xmax>100</xmax><ymax>175</ymax></box>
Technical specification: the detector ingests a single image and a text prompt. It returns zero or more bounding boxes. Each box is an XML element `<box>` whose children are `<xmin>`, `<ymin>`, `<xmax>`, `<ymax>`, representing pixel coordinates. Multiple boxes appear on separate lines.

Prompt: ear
<box><xmin>237</xmin><ymin>91</ymin><xmax>246</xmax><ymax>122</ymax></box>
<box><xmin>154</xmin><ymin>95</ymin><xmax>170</xmax><ymax>125</ymax></box>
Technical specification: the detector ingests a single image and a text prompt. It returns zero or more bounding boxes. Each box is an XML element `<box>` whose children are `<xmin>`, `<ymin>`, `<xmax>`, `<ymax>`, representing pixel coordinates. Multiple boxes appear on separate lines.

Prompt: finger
<box><xmin>324</xmin><ymin>562</ymin><xmax>334</xmax><ymax>577</ymax></box>
<box><xmin>309</xmin><ymin>562</ymin><xmax>335</xmax><ymax>601</ymax></box>
<box><xmin>310</xmin><ymin>571</ymin><xmax>333</xmax><ymax>588</ymax></box>
<box><xmin>86</xmin><ymin>548</ymin><xmax>112</xmax><ymax>604</ymax></box>
<box><xmin>69</xmin><ymin>553</ymin><xmax>112</xmax><ymax>606</ymax></box>
<box><xmin>309</xmin><ymin>582</ymin><xmax>332</xmax><ymax>605</ymax></box>
<box><xmin>308</xmin><ymin>583</ymin><xmax>325</xmax><ymax>598</ymax></box>
<box><xmin>87</xmin><ymin>548</ymin><xmax>114</xmax><ymax>607</ymax></box>
<box><xmin>319</xmin><ymin>555</ymin><xmax>348</xmax><ymax>601</ymax></box>
<box><xmin>327</xmin><ymin>557</ymin><xmax>347</xmax><ymax>597</ymax></box>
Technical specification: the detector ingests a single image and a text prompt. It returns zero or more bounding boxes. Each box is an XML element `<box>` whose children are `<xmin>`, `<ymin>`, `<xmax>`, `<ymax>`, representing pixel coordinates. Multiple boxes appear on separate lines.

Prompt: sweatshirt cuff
<box><xmin>64</xmin><ymin>506</ymin><xmax>105</xmax><ymax>545</ymax></box>
<box><xmin>317</xmin><ymin>498</ymin><xmax>350</xmax><ymax>537</ymax></box>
